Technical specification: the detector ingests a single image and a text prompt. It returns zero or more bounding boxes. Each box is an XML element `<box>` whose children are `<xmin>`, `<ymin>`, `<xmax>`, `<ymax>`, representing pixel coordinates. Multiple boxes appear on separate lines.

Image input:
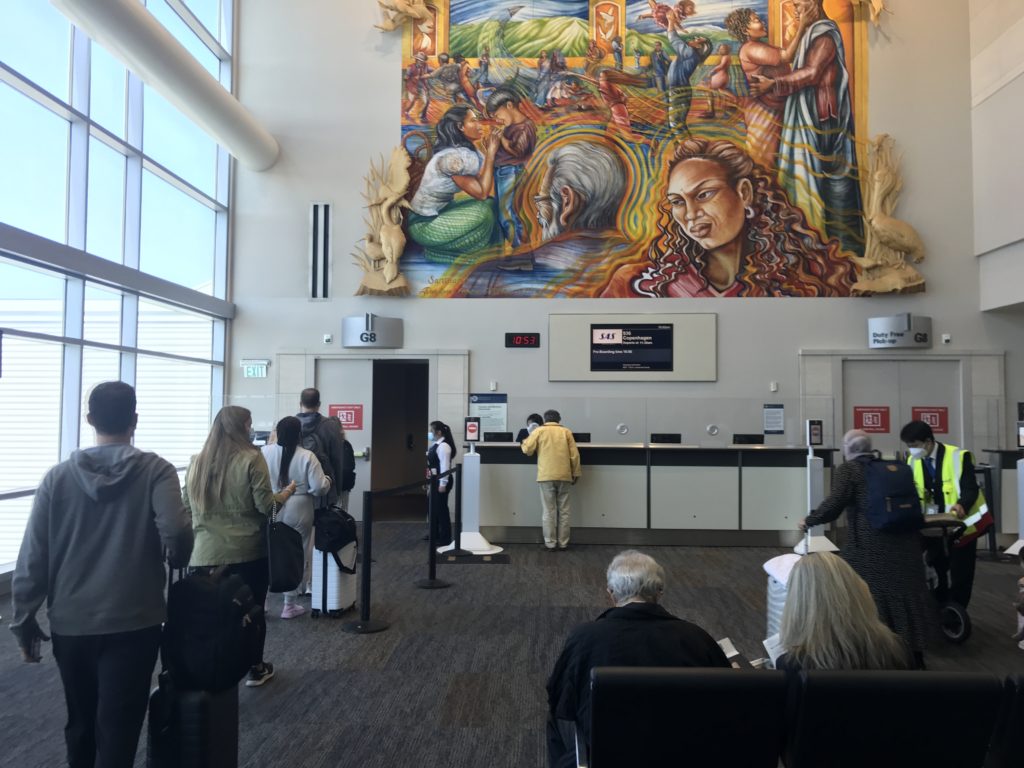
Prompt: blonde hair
<box><xmin>186</xmin><ymin>405</ymin><xmax>257</xmax><ymax>510</ymax></box>
<box><xmin>779</xmin><ymin>553</ymin><xmax>909</xmax><ymax>671</ymax></box>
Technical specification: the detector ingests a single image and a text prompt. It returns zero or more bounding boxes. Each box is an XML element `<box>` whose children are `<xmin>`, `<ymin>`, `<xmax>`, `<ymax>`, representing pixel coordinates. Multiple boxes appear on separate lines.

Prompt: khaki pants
<box><xmin>539</xmin><ymin>480</ymin><xmax>572</xmax><ymax>549</ymax></box>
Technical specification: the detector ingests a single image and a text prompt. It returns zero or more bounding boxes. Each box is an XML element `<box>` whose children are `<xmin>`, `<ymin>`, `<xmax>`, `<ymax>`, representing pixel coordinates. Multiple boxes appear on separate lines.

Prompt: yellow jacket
<box><xmin>521</xmin><ymin>422</ymin><xmax>581</xmax><ymax>483</ymax></box>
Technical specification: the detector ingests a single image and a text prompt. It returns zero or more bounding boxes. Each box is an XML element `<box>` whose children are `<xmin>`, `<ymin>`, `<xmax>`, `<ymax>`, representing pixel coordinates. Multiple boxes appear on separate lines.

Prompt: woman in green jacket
<box><xmin>183</xmin><ymin>405</ymin><xmax>295</xmax><ymax>687</ymax></box>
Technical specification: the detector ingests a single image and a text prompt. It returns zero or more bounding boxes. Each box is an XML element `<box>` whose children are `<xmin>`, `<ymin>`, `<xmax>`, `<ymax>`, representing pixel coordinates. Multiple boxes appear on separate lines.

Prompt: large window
<box><xmin>0</xmin><ymin>0</ymin><xmax>234</xmax><ymax>570</ymax></box>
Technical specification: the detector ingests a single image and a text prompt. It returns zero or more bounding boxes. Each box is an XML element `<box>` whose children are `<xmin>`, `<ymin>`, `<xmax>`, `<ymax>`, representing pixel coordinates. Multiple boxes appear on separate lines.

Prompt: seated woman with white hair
<box><xmin>545</xmin><ymin>550</ymin><xmax>730</xmax><ymax>768</ymax></box>
<box><xmin>777</xmin><ymin>552</ymin><xmax>911</xmax><ymax>672</ymax></box>
<box><xmin>801</xmin><ymin>429</ymin><xmax>931</xmax><ymax>669</ymax></box>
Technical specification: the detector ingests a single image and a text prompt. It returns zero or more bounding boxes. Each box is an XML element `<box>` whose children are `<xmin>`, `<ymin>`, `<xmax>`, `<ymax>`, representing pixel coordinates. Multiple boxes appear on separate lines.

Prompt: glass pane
<box><xmin>140</xmin><ymin>171</ymin><xmax>216</xmax><ymax>292</ymax></box>
<box><xmin>0</xmin><ymin>84</ymin><xmax>69</xmax><ymax>243</ymax></box>
<box><xmin>137</xmin><ymin>298</ymin><xmax>212</xmax><ymax>359</ymax></box>
<box><xmin>89</xmin><ymin>43</ymin><xmax>127</xmax><ymax>138</ymax></box>
<box><xmin>0</xmin><ymin>337</ymin><xmax>62</xmax><ymax>493</ymax></box>
<box><xmin>0</xmin><ymin>258</ymin><xmax>65</xmax><ymax>335</ymax></box>
<box><xmin>184</xmin><ymin>0</ymin><xmax>221</xmax><ymax>45</ymax></box>
<box><xmin>142</xmin><ymin>86</ymin><xmax>217</xmax><ymax>196</ymax></box>
<box><xmin>134</xmin><ymin>356</ymin><xmax>212</xmax><ymax>468</ymax></box>
<box><xmin>0</xmin><ymin>1</ymin><xmax>71</xmax><ymax>100</ymax></box>
<box><xmin>86</xmin><ymin>138</ymin><xmax>126</xmax><ymax>262</ymax></box>
<box><xmin>79</xmin><ymin>348</ymin><xmax>122</xmax><ymax>449</ymax></box>
<box><xmin>83</xmin><ymin>284</ymin><xmax>121</xmax><ymax>345</ymax></box>
<box><xmin>147</xmin><ymin>0</ymin><xmax>220</xmax><ymax>78</ymax></box>
<box><xmin>0</xmin><ymin>496</ymin><xmax>33</xmax><ymax>568</ymax></box>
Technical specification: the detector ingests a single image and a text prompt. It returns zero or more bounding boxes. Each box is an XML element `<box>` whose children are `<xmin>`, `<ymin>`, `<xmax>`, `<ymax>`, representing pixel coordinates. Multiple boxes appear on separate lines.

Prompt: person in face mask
<box><xmin>515</xmin><ymin>413</ymin><xmax>545</xmax><ymax>443</ymax></box>
<box><xmin>426</xmin><ymin>421</ymin><xmax>458</xmax><ymax>546</ymax></box>
<box><xmin>900</xmin><ymin>420</ymin><xmax>991</xmax><ymax>609</ymax></box>
<box><xmin>800</xmin><ymin>429</ymin><xmax>930</xmax><ymax>669</ymax></box>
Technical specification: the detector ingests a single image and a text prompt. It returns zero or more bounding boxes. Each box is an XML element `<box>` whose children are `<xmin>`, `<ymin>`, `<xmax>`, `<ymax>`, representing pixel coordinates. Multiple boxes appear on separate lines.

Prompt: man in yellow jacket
<box><xmin>521</xmin><ymin>409</ymin><xmax>581</xmax><ymax>551</ymax></box>
<box><xmin>900</xmin><ymin>419</ymin><xmax>991</xmax><ymax>609</ymax></box>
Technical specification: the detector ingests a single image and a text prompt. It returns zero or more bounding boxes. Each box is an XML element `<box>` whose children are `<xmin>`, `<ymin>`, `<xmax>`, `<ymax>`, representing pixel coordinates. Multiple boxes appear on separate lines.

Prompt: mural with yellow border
<box><xmin>396</xmin><ymin>0</ymin><xmax>872</xmax><ymax>298</ymax></box>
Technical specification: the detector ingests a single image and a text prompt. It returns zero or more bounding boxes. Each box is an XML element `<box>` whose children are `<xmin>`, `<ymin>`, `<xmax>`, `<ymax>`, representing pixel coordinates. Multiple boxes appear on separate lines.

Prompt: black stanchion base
<box><xmin>415</xmin><ymin>578</ymin><xmax>451</xmax><ymax>589</ymax></box>
<box><xmin>340</xmin><ymin>618</ymin><xmax>390</xmax><ymax>634</ymax></box>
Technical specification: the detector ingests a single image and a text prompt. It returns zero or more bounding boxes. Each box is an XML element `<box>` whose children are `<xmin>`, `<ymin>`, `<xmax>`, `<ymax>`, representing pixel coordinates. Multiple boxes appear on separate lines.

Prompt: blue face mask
<box><xmin>427</xmin><ymin>431</ymin><xmax>435</xmax><ymax>443</ymax></box>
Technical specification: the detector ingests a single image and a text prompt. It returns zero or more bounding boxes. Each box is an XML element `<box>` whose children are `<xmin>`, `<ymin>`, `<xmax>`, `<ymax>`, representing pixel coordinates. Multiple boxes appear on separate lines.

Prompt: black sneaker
<box><xmin>540</xmin><ymin>545</ymin><xmax>556</xmax><ymax>552</ymax></box>
<box><xmin>246</xmin><ymin>662</ymin><xmax>275</xmax><ymax>687</ymax></box>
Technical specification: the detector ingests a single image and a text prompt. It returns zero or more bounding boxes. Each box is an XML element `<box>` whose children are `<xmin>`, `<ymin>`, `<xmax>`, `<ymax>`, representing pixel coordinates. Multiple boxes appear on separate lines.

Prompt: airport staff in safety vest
<box><xmin>900</xmin><ymin>420</ymin><xmax>992</xmax><ymax>609</ymax></box>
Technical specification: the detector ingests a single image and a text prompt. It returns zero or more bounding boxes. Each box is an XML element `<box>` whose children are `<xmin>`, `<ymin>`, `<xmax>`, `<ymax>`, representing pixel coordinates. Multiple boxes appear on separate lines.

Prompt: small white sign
<box><xmin>763</xmin><ymin>403</ymin><xmax>785</xmax><ymax>435</ymax></box>
<box><xmin>240</xmin><ymin>359</ymin><xmax>269</xmax><ymax>378</ymax></box>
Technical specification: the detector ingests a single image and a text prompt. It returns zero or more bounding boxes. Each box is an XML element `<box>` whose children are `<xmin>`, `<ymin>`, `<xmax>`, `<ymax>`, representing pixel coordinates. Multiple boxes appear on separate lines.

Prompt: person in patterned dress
<box><xmin>801</xmin><ymin>429</ymin><xmax>931</xmax><ymax>669</ymax></box>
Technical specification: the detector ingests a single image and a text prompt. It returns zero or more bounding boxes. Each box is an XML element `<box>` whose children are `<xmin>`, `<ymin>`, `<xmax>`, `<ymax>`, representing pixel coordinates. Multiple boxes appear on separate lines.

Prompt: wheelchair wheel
<box><xmin>939</xmin><ymin>601</ymin><xmax>972</xmax><ymax>644</ymax></box>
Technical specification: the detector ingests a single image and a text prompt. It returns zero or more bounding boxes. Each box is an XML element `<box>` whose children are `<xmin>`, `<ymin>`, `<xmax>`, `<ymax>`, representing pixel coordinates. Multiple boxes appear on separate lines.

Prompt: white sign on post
<box><xmin>468</xmin><ymin>393</ymin><xmax>508</xmax><ymax>432</ymax></box>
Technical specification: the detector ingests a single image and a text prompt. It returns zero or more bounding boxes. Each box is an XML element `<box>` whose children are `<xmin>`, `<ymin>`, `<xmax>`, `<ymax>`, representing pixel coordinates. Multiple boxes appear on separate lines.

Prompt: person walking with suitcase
<box><xmin>521</xmin><ymin>409</ymin><xmax>581</xmax><ymax>552</ymax></box>
<box><xmin>261</xmin><ymin>416</ymin><xmax>331</xmax><ymax>619</ymax></box>
<box><xmin>183</xmin><ymin>406</ymin><xmax>296</xmax><ymax>687</ymax></box>
<box><xmin>10</xmin><ymin>381</ymin><xmax>194</xmax><ymax>767</ymax></box>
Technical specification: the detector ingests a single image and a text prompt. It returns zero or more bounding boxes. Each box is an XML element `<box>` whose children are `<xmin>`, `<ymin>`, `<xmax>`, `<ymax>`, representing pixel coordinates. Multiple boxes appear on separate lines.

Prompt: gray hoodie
<box><xmin>10</xmin><ymin>443</ymin><xmax>193</xmax><ymax>640</ymax></box>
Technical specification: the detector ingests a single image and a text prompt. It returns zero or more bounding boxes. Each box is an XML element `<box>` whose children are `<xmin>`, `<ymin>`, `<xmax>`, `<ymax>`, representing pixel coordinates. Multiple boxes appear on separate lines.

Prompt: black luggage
<box><xmin>147</xmin><ymin>671</ymin><xmax>239</xmax><ymax>768</ymax></box>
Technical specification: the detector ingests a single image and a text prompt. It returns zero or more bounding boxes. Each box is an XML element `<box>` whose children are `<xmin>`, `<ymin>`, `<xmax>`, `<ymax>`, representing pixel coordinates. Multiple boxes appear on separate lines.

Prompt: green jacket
<box><xmin>183</xmin><ymin>450</ymin><xmax>278</xmax><ymax>566</ymax></box>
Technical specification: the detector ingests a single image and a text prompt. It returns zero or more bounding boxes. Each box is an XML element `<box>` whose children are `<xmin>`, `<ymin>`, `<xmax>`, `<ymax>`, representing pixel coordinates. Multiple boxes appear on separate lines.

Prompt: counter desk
<box><xmin>476</xmin><ymin>443</ymin><xmax>835</xmax><ymax>546</ymax></box>
<box><xmin>984</xmin><ymin>449</ymin><xmax>1023</xmax><ymax>536</ymax></box>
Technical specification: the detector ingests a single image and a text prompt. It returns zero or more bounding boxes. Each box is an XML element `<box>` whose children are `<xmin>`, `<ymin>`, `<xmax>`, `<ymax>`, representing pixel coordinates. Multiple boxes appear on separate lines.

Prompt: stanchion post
<box><xmin>341</xmin><ymin>490</ymin><xmax>389</xmax><ymax>633</ymax></box>
<box><xmin>448</xmin><ymin>465</ymin><xmax>472</xmax><ymax>558</ymax></box>
<box><xmin>416</xmin><ymin>477</ymin><xmax>450</xmax><ymax>589</ymax></box>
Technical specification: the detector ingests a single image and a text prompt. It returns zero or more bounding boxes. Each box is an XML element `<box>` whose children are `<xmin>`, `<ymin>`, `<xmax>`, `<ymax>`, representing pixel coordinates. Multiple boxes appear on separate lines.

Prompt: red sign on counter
<box><xmin>328</xmin><ymin>404</ymin><xmax>363</xmax><ymax>430</ymax></box>
<box><xmin>853</xmin><ymin>406</ymin><xmax>890</xmax><ymax>433</ymax></box>
<box><xmin>911</xmin><ymin>406</ymin><xmax>948</xmax><ymax>434</ymax></box>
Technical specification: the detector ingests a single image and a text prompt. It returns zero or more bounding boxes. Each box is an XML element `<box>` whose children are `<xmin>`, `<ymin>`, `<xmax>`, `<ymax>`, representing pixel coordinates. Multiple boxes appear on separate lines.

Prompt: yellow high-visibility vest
<box><xmin>908</xmin><ymin>444</ymin><xmax>989</xmax><ymax>543</ymax></box>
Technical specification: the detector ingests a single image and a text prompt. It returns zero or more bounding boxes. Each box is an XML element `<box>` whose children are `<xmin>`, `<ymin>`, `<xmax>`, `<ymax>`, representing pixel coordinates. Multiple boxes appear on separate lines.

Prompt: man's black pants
<box><xmin>51</xmin><ymin>625</ymin><xmax>161</xmax><ymax>768</ymax></box>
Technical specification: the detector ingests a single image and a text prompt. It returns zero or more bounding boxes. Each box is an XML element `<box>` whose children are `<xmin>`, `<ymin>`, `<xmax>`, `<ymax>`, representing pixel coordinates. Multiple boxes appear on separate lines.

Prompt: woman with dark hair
<box><xmin>603</xmin><ymin>138</ymin><xmax>856</xmax><ymax>297</ymax></box>
<box><xmin>260</xmin><ymin>415</ymin><xmax>331</xmax><ymax>619</ymax></box>
<box><xmin>516</xmin><ymin>413</ymin><xmax>545</xmax><ymax>443</ymax></box>
<box><xmin>407</xmin><ymin>105</ymin><xmax>503</xmax><ymax>262</ymax></box>
<box><xmin>183</xmin><ymin>406</ymin><xmax>296</xmax><ymax>686</ymax></box>
<box><xmin>426</xmin><ymin>420</ymin><xmax>458</xmax><ymax>546</ymax></box>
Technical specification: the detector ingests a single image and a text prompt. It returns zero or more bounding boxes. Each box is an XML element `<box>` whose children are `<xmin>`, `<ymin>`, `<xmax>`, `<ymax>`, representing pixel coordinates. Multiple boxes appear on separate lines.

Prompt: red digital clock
<box><xmin>505</xmin><ymin>333</ymin><xmax>540</xmax><ymax>348</ymax></box>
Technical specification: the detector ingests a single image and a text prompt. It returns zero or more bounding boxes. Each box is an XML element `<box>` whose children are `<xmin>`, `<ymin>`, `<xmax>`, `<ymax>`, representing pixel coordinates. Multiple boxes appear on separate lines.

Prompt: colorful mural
<box><xmin>398</xmin><ymin>0</ymin><xmax>868</xmax><ymax>297</ymax></box>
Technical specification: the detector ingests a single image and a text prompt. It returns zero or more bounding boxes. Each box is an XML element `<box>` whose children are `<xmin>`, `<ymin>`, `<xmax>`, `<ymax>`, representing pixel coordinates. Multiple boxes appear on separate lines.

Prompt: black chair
<box><xmin>584</xmin><ymin>667</ymin><xmax>788</xmax><ymax>768</ymax></box>
<box><xmin>985</xmin><ymin>675</ymin><xmax>1024</xmax><ymax>768</ymax></box>
<box><xmin>786</xmin><ymin>671</ymin><xmax>1004</xmax><ymax>768</ymax></box>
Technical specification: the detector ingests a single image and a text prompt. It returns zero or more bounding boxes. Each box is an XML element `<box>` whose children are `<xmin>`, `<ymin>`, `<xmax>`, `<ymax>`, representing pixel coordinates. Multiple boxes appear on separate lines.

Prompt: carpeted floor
<box><xmin>2</xmin><ymin>522</ymin><xmax>1023</xmax><ymax>767</ymax></box>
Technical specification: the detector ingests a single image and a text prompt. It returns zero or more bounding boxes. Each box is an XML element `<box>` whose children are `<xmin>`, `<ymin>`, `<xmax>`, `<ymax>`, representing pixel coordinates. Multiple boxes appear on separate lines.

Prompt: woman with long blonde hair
<box><xmin>183</xmin><ymin>405</ymin><xmax>296</xmax><ymax>687</ymax></box>
<box><xmin>778</xmin><ymin>552</ymin><xmax>910</xmax><ymax>672</ymax></box>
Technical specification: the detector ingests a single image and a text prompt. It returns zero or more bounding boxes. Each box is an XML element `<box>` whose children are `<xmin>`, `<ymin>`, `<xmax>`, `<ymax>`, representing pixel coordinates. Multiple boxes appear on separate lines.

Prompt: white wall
<box><xmin>227</xmin><ymin>0</ymin><xmax>1024</xmax><ymax>448</ymax></box>
<box><xmin>969</xmin><ymin>0</ymin><xmax>1024</xmax><ymax>308</ymax></box>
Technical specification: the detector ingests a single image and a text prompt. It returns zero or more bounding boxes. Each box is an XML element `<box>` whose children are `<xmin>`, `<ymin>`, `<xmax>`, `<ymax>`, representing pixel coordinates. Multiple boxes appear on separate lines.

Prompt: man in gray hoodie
<box><xmin>10</xmin><ymin>381</ymin><xmax>193</xmax><ymax>768</ymax></box>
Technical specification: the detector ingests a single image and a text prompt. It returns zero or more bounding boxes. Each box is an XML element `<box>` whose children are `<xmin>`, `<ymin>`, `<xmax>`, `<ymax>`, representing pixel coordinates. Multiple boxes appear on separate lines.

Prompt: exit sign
<box><xmin>240</xmin><ymin>359</ymin><xmax>269</xmax><ymax>378</ymax></box>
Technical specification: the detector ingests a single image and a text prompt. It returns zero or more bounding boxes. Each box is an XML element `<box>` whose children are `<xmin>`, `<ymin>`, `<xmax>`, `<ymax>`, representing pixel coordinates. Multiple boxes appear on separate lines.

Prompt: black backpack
<box><xmin>856</xmin><ymin>455</ymin><xmax>924</xmax><ymax>533</ymax></box>
<box><xmin>314</xmin><ymin>505</ymin><xmax>358</xmax><ymax>574</ymax></box>
<box><xmin>161</xmin><ymin>567</ymin><xmax>262</xmax><ymax>693</ymax></box>
<box><xmin>302</xmin><ymin>423</ymin><xmax>334</xmax><ymax>487</ymax></box>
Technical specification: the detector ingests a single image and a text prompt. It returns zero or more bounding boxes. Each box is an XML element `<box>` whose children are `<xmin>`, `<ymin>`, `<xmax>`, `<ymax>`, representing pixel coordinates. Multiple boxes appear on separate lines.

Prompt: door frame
<box><xmin>798</xmin><ymin>349</ymin><xmax>1005</xmax><ymax>456</ymax></box>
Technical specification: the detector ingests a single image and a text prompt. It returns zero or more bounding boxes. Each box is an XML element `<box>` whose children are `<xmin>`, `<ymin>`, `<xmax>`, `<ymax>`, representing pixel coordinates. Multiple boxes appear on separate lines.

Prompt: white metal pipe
<box><xmin>51</xmin><ymin>0</ymin><xmax>279</xmax><ymax>170</ymax></box>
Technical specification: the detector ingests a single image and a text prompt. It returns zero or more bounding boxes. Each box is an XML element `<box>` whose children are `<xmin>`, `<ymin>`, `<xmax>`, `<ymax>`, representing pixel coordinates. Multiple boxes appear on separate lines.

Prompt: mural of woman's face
<box><xmin>666</xmin><ymin>158</ymin><xmax>753</xmax><ymax>252</ymax></box>
<box><xmin>747</xmin><ymin>14</ymin><xmax>767</xmax><ymax>39</ymax></box>
<box><xmin>459</xmin><ymin>111</ymin><xmax>483</xmax><ymax>141</ymax></box>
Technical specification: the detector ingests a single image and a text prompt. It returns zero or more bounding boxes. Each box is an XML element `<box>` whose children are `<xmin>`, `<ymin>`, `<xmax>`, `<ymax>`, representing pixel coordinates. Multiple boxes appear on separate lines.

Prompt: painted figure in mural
<box><xmin>477</xmin><ymin>45</ymin><xmax>490</xmax><ymax>86</ymax></box>
<box><xmin>406</xmin><ymin>106</ymin><xmax>502</xmax><ymax>263</ymax></box>
<box><xmin>611</xmin><ymin>36</ymin><xmax>624</xmax><ymax>71</ymax></box>
<box><xmin>450</xmin><ymin>140</ymin><xmax>634</xmax><ymax>297</ymax></box>
<box><xmin>544</xmin><ymin>50</ymin><xmax>569</xmax><ymax>109</ymax></box>
<box><xmin>637</xmin><ymin>0</ymin><xmax>696</xmax><ymax>33</ymax></box>
<box><xmin>604</xmin><ymin>139</ymin><xmax>855</xmax><ymax>297</ymax></box>
<box><xmin>650</xmin><ymin>41</ymin><xmax>670</xmax><ymax>92</ymax></box>
<box><xmin>697</xmin><ymin>43</ymin><xmax>732</xmax><ymax>119</ymax></box>
<box><xmin>534</xmin><ymin>50</ymin><xmax>551</xmax><ymax>107</ymax></box>
<box><xmin>577</xmin><ymin>70</ymin><xmax>650</xmax><ymax>144</ymax></box>
<box><xmin>634</xmin><ymin>46</ymin><xmax>643</xmax><ymax>70</ymax></box>
<box><xmin>750</xmin><ymin>0</ymin><xmax>864</xmax><ymax>254</ymax></box>
<box><xmin>486</xmin><ymin>88</ymin><xmax>538</xmax><ymax>251</ymax></box>
<box><xmin>666</xmin><ymin>33</ymin><xmax>712</xmax><ymax>129</ymax></box>
<box><xmin>402</xmin><ymin>51</ymin><xmax>432</xmax><ymax>122</ymax></box>
<box><xmin>455</xmin><ymin>54</ymin><xmax>483</xmax><ymax>109</ymax></box>
<box><xmin>723</xmin><ymin>8</ymin><xmax>791</xmax><ymax>170</ymax></box>
<box><xmin>585</xmin><ymin>39</ymin><xmax>606</xmax><ymax>77</ymax></box>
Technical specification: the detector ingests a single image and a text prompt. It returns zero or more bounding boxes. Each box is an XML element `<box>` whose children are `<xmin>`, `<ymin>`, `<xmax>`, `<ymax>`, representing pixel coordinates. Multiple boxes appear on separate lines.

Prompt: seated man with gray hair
<box><xmin>545</xmin><ymin>550</ymin><xmax>730</xmax><ymax>767</ymax></box>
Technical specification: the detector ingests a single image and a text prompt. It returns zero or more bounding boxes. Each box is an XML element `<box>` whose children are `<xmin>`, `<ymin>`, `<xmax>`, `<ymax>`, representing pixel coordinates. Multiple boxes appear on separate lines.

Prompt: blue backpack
<box><xmin>856</xmin><ymin>455</ymin><xmax>924</xmax><ymax>533</ymax></box>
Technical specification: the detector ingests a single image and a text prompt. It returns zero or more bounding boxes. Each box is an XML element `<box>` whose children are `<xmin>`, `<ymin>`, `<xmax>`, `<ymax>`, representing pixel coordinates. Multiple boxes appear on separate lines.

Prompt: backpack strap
<box><xmin>331</xmin><ymin>547</ymin><xmax>357</xmax><ymax>575</ymax></box>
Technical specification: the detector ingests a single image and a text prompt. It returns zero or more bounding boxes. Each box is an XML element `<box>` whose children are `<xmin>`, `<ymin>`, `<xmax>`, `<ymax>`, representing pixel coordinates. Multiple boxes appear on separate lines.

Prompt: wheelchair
<box><xmin>920</xmin><ymin>514</ymin><xmax>972</xmax><ymax>644</ymax></box>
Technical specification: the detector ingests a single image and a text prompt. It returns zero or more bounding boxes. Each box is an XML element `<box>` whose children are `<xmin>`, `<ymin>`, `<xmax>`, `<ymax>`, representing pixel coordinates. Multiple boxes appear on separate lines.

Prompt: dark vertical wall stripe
<box><xmin>322</xmin><ymin>204</ymin><xmax>330</xmax><ymax>298</ymax></box>
<box><xmin>311</xmin><ymin>204</ymin><xmax>320</xmax><ymax>298</ymax></box>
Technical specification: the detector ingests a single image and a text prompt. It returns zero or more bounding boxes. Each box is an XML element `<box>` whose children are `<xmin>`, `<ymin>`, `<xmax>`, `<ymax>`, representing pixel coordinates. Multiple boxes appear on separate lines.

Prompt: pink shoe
<box><xmin>280</xmin><ymin>603</ymin><xmax>306</xmax><ymax>620</ymax></box>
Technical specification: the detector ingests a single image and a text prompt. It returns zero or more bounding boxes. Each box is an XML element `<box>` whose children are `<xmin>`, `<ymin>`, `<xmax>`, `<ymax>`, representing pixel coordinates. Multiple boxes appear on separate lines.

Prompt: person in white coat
<box><xmin>261</xmin><ymin>416</ymin><xmax>331</xmax><ymax>619</ymax></box>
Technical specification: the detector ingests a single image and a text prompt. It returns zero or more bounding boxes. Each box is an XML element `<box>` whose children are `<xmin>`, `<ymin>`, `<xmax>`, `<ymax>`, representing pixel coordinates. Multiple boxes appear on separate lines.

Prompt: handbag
<box><xmin>267</xmin><ymin>502</ymin><xmax>304</xmax><ymax>593</ymax></box>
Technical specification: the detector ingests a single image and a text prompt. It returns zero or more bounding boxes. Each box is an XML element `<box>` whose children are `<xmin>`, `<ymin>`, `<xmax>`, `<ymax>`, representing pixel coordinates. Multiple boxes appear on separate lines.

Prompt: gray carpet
<box><xmin>2</xmin><ymin>523</ymin><xmax>1023</xmax><ymax>767</ymax></box>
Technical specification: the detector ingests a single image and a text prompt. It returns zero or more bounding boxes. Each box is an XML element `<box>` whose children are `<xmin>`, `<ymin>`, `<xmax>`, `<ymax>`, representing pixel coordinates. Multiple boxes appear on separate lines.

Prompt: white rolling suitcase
<box><xmin>310</xmin><ymin>542</ymin><xmax>357</xmax><ymax>618</ymax></box>
<box><xmin>763</xmin><ymin>553</ymin><xmax>800</xmax><ymax>637</ymax></box>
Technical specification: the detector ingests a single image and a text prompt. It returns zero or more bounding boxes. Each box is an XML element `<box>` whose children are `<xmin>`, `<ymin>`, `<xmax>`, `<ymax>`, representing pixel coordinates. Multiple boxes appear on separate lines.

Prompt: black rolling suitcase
<box><xmin>147</xmin><ymin>671</ymin><xmax>239</xmax><ymax>768</ymax></box>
